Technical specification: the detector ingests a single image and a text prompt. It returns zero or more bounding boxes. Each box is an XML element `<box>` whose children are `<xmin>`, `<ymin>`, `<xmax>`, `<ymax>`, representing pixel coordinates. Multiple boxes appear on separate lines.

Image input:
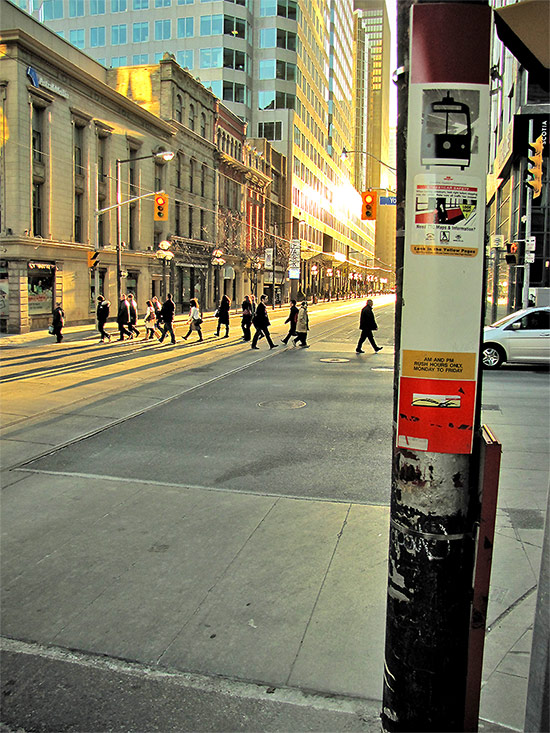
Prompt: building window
<box><xmin>155</xmin><ymin>0</ymin><xmax>171</xmax><ymax>5</ymax></box>
<box><xmin>224</xmin><ymin>15</ymin><xmax>246</xmax><ymax>39</ymax></box>
<box><xmin>133</xmin><ymin>0</ymin><xmax>148</xmax><ymax>8</ymax></box>
<box><xmin>203</xmin><ymin>80</ymin><xmax>222</xmax><ymax>98</ymax></box>
<box><xmin>258</xmin><ymin>121</ymin><xmax>282</xmax><ymax>141</ymax></box>
<box><xmin>199</xmin><ymin>47</ymin><xmax>222</xmax><ymax>68</ymax></box>
<box><xmin>133</xmin><ymin>21</ymin><xmax>148</xmax><ymax>42</ymax></box>
<box><xmin>176</xmin><ymin>153</ymin><xmax>183</xmax><ymax>187</ymax></box>
<box><xmin>175</xmin><ymin>94</ymin><xmax>183</xmax><ymax>123</ymax></box>
<box><xmin>74</xmin><ymin>125</ymin><xmax>85</xmax><ymax>176</ymax></box>
<box><xmin>201</xmin><ymin>164</ymin><xmax>206</xmax><ymax>195</ymax></box>
<box><xmin>277</xmin><ymin>28</ymin><xmax>296</xmax><ymax>50</ymax></box>
<box><xmin>155</xmin><ymin>19</ymin><xmax>171</xmax><ymax>40</ymax></box>
<box><xmin>189</xmin><ymin>159</ymin><xmax>195</xmax><ymax>192</ymax></box>
<box><xmin>223</xmin><ymin>47</ymin><xmax>246</xmax><ymax>71</ymax></box>
<box><xmin>258</xmin><ymin>90</ymin><xmax>275</xmax><ymax>110</ymax></box>
<box><xmin>90</xmin><ymin>26</ymin><xmax>106</xmax><ymax>46</ymax></box>
<box><xmin>188</xmin><ymin>205</ymin><xmax>193</xmax><ymax>238</ymax></box>
<box><xmin>90</xmin><ymin>0</ymin><xmax>105</xmax><ymax>13</ymax></box>
<box><xmin>32</xmin><ymin>105</ymin><xmax>44</xmax><ymax>163</ymax></box>
<box><xmin>260</xmin><ymin>0</ymin><xmax>276</xmax><ymax>16</ymax></box>
<box><xmin>259</xmin><ymin>59</ymin><xmax>275</xmax><ymax>79</ymax></box>
<box><xmin>132</xmin><ymin>53</ymin><xmax>148</xmax><ymax>63</ymax></box>
<box><xmin>223</xmin><ymin>81</ymin><xmax>245</xmax><ymax>104</ymax></box>
<box><xmin>69</xmin><ymin>0</ymin><xmax>84</xmax><ymax>16</ymax></box>
<box><xmin>69</xmin><ymin>28</ymin><xmax>85</xmax><ymax>48</ymax></box>
<box><xmin>201</xmin><ymin>113</ymin><xmax>207</xmax><ymax>137</ymax></box>
<box><xmin>200</xmin><ymin>14</ymin><xmax>223</xmax><ymax>36</ymax></box>
<box><xmin>277</xmin><ymin>0</ymin><xmax>296</xmax><ymax>19</ymax></box>
<box><xmin>111</xmin><ymin>0</ymin><xmax>127</xmax><ymax>11</ymax></box>
<box><xmin>111</xmin><ymin>24</ymin><xmax>127</xmax><ymax>44</ymax></box>
<box><xmin>42</xmin><ymin>0</ymin><xmax>63</xmax><ymax>19</ymax></box>
<box><xmin>28</xmin><ymin>264</ymin><xmax>54</xmax><ymax>314</ymax></box>
<box><xmin>176</xmin><ymin>49</ymin><xmax>193</xmax><ymax>68</ymax></box>
<box><xmin>200</xmin><ymin>209</ymin><xmax>206</xmax><ymax>240</ymax></box>
<box><xmin>178</xmin><ymin>0</ymin><xmax>193</xmax><ymax>3</ymax></box>
<box><xmin>32</xmin><ymin>183</ymin><xmax>42</xmax><ymax>236</ymax></box>
<box><xmin>110</xmin><ymin>56</ymin><xmax>127</xmax><ymax>67</ymax></box>
<box><xmin>177</xmin><ymin>16</ymin><xmax>193</xmax><ymax>37</ymax></box>
<box><xmin>259</xmin><ymin>27</ymin><xmax>276</xmax><ymax>48</ymax></box>
<box><xmin>188</xmin><ymin>104</ymin><xmax>195</xmax><ymax>130</ymax></box>
<box><xmin>74</xmin><ymin>192</ymin><xmax>83</xmax><ymax>242</ymax></box>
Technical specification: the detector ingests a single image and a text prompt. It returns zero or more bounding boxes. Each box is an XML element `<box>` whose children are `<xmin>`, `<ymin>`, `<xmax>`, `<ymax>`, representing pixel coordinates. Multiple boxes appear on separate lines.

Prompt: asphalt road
<box><xmin>4</xmin><ymin>298</ymin><xmax>396</xmax><ymax>505</ymax></box>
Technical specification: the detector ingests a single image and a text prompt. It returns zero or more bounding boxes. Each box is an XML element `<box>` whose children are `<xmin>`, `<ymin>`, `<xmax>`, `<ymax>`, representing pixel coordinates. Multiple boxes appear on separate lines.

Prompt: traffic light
<box><xmin>154</xmin><ymin>193</ymin><xmax>169</xmax><ymax>221</ymax></box>
<box><xmin>505</xmin><ymin>241</ymin><xmax>518</xmax><ymax>265</ymax></box>
<box><xmin>526</xmin><ymin>134</ymin><xmax>543</xmax><ymax>199</ymax></box>
<box><xmin>87</xmin><ymin>250</ymin><xmax>99</xmax><ymax>269</ymax></box>
<box><xmin>361</xmin><ymin>191</ymin><xmax>377</xmax><ymax>220</ymax></box>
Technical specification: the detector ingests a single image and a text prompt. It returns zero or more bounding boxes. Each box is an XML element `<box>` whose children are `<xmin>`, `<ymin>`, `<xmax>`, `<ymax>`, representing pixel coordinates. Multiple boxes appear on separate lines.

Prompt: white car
<box><xmin>482</xmin><ymin>306</ymin><xmax>550</xmax><ymax>368</ymax></box>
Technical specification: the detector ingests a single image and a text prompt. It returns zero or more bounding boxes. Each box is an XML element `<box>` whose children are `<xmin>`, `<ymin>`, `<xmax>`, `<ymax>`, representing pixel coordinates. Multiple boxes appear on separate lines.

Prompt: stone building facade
<box><xmin>0</xmin><ymin>0</ymin><xmax>287</xmax><ymax>333</ymax></box>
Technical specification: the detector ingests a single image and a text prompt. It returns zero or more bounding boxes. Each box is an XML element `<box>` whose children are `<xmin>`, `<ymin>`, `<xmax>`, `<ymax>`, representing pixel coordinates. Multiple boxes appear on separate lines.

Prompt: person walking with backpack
<box><xmin>96</xmin><ymin>295</ymin><xmax>111</xmax><ymax>342</ymax></box>
<box><xmin>182</xmin><ymin>298</ymin><xmax>204</xmax><ymax>342</ymax></box>
<box><xmin>281</xmin><ymin>299</ymin><xmax>299</xmax><ymax>345</ymax></box>
<box><xmin>158</xmin><ymin>293</ymin><xmax>176</xmax><ymax>344</ymax></box>
<box><xmin>356</xmin><ymin>298</ymin><xmax>382</xmax><ymax>353</ymax></box>
<box><xmin>251</xmin><ymin>294</ymin><xmax>277</xmax><ymax>350</ymax></box>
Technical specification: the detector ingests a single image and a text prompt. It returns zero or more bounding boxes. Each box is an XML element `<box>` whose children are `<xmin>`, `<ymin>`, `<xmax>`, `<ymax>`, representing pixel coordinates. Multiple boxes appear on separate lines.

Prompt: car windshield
<box><xmin>488</xmin><ymin>310</ymin><xmax>528</xmax><ymax>328</ymax></box>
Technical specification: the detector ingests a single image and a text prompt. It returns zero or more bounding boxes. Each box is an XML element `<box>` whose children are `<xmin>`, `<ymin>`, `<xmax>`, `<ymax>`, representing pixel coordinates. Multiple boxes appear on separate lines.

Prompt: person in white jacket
<box><xmin>182</xmin><ymin>298</ymin><xmax>204</xmax><ymax>342</ymax></box>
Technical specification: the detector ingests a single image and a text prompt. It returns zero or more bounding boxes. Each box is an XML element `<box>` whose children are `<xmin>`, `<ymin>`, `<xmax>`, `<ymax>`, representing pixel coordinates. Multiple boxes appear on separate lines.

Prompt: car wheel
<box><xmin>482</xmin><ymin>344</ymin><xmax>505</xmax><ymax>369</ymax></box>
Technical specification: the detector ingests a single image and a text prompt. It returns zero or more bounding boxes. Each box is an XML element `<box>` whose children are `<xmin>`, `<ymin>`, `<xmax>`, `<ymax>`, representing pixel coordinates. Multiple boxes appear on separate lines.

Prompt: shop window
<box><xmin>27</xmin><ymin>263</ymin><xmax>54</xmax><ymax>315</ymax></box>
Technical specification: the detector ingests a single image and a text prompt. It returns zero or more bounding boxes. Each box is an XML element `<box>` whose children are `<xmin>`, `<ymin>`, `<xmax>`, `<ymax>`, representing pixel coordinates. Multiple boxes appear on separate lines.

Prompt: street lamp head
<box><xmin>341</xmin><ymin>147</ymin><xmax>349</xmax><ymax>161</ymax></box>
<box><xmin>155</xmin><ymin>151</ymin><xmax>175</xmax><ymax>162</ymax></box>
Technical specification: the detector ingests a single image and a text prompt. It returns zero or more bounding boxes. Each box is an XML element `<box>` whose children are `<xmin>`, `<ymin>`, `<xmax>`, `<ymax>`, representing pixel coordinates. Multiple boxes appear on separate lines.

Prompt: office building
<box><xmin>29</xmin><ymin>0</ymin><xmax>379</xmax><ymax>295</ymax></box>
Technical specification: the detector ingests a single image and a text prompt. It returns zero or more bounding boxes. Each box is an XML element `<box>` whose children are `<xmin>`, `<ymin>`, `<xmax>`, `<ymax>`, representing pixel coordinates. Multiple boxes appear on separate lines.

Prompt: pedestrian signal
<box><xmin>361</xmin><ymin>191</ymin><xmax>377</xmax><ymax>220</ymax></box>
<box><xmin>154</xmin><ymin>193</ymin><xmax>169</xmax><ymax>221</ymax></box>
<box><xmin>505</xmin><ymin>241</ymin><xmax>518</xmax><ymax>265</ymax></box>
<box><xmin>526</xmin><ymin>134</ymin><xmax>544</xmax><ymax>199</ymax></box>
<box><xmin>87</xmin><ymin>250</ymin><xmax>99</xmax><ymax>269</ymax></box>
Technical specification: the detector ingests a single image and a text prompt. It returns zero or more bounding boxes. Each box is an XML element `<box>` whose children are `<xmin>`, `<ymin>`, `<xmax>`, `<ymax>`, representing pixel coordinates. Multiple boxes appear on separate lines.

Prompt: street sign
<box><xmin>289</xmin><ymin>239</ymin><xmax>301</xmax><ymax>269</ymax></box>
<box><xmin>490</xmin><ymin>235</ymin><xmax>504</xmax><ymax>248</ymax></box>
<box><xmin>265</xmin><ymin>248</ymin><xmax>273</xmax><ymax>268</ymax></box>
<box><xmin>380</xmin><ymin>196</ymin><xmax>397</xmax><ymax>206</ymax></box>
<box><xmin>526</xmin><ymin>236</ymin><xmax>536</xmax><ymax>251</ymax></box>
<box><xmin>525</xmin><ymin>252</ymin><xmax>535</xmax><ymax>263</ymax></box>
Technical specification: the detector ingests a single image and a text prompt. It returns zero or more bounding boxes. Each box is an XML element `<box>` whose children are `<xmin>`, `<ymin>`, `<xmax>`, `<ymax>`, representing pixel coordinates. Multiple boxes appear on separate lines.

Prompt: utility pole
<box><xmin>382</xmin><ymin>2</ymin><xmax>491</xmax><ymax>731</ymax></box>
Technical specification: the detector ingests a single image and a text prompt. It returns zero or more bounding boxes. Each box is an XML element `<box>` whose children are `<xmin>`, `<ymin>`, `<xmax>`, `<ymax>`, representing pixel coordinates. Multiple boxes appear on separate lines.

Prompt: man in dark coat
<box><xmin>127</xmin><ymin>293</ymin><xmax>140</xmax><ymax>338</ymax></box>
<box><xmin>251</xmin><ymin>294</ymin><xmax>277</xmax><ymax>350</ymax></box>
<box><xmin>281</xmin><ymin>299</ymin><xmax>299</xmax><ymax>345</ymax></box>
<box><xmin>116</xmin><ymin>294</ymin><xmax>133</xmax><ymax>340</ymax></box>
<box><xmin>96</xmin><ymin>295</ymin><xmax>111</xmax><ymax>342</ymax></box>
<box><xmin>158</xmin><ymin>293</ymin><xmax>176</xmax><ymax>344</ymax></box>
<box><xmin>51</xmin><ymin>302</ymin><xmax>65</xmax><ymax>343</ymax></box>
<box><xmin>356</xmin><ymin>299</ymin><xmax>382</xmax><ymax>353</ymax></box>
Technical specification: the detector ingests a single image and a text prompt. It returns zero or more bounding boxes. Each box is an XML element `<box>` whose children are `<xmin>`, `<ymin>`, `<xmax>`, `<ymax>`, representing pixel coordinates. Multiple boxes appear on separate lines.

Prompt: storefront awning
<box><xmin>494</xmin><ymin>0</ymin><xmax>549</xmax><ymax>90</ymax></box>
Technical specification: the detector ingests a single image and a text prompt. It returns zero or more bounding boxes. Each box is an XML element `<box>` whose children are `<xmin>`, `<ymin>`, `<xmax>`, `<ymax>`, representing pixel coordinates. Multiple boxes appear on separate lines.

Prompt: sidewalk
<box><xmin>1</xmin><ymin>301</ymin><xmax>546</xmax><ymax>732</ymax></box>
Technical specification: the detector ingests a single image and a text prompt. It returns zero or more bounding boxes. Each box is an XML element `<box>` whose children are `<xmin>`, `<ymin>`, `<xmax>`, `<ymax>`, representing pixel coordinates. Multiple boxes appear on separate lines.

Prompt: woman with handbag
<box><xmin>182</xmin><ymin>298</ymin><xmax>204</xmax><ymax>342</ymax></box>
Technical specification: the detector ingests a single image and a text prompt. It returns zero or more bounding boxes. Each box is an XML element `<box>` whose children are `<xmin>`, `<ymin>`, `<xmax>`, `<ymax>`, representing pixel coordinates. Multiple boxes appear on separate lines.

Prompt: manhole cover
<box><xmin>319</xmin><ymin>358</ymin><xmax>350</xmax><ymax>363</ymax></box>
<box><xmin>258</xmin><ymin>400</ymin><xmax>307</xmax><ymax>409</ymax></box>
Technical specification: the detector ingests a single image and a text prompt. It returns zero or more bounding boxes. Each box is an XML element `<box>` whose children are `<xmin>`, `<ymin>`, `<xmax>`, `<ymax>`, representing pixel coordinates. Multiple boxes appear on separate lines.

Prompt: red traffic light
<box><xmin>361</xmin><ymin>190</ymin><xmax>377</xmax><ymax>220</ymax></box>
<box><xmin>154</xmin><ymin>193</ymin><xmax>169</xmax><ymax>221</ymax></box>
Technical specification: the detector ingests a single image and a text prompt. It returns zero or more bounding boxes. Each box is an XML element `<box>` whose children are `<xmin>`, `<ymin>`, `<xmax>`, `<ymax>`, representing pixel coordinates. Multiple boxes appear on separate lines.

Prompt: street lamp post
<box><xmin>212</xmin><ymin>249</ymin><xmax>225</xmax><ymax>306</ymax></box>
<box><xmin>116</xmin><ymin>150</ymin><xmax>174</xmax><ymax>302</ymax></box>
<box><xmin>156</xmin><ymin>240</ymin><xmax>174</xmax><ymax>299</ymax></box>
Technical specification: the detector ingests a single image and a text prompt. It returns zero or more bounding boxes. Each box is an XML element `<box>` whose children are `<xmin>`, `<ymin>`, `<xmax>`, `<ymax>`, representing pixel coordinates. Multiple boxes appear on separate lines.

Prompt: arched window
<box><xmin>175</xmin><ymin>94</ymin><xmax>182</xmax><ymax>123</ymax></box>
<box><xmin>188</xmin><ymin>103</ymin><xmax>195</xmax><ymax>130</ymax></box>
<box><xmin>201</xmin><ymin>164</ymin><xmax>207</xmax><ymax>196</ymax></box>
<box><xmin>201</xmin><ymin>112</ymin><xmax>207</xmax><ymax>137</ymax></box>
